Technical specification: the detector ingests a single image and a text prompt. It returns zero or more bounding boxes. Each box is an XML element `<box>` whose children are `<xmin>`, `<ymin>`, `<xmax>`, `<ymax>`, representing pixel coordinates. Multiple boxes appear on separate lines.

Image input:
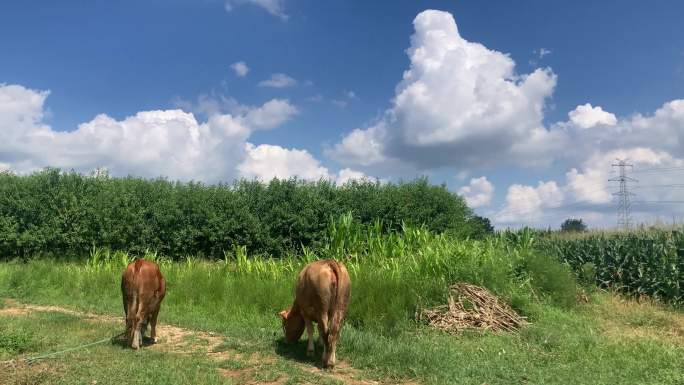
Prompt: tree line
<box><xmin>0</xmin><ymin>169</ymin><xmax>492</xmax><ymax>259</ymax></box>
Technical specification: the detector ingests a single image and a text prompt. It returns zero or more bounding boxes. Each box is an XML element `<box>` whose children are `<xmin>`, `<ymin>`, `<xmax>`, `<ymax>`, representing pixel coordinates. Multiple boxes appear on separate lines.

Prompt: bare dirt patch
<box><xmin>0</xmin><ymin>360</ymin><xmax>65</xmax><ymax>385</ymax></box>
<box><xmin>596</xmin><ymin>295</ymin><xmax>684</xmax><ymax>346</ymax></box>
<box><xmin>303</xmin><ymin>362</ymin><xmax>381</xmax><ymax>385</ymax></box>
<box><xmin>0</xmin><ymin>307</ymin><xmax>29</xmax><ymax>317</ymax></box>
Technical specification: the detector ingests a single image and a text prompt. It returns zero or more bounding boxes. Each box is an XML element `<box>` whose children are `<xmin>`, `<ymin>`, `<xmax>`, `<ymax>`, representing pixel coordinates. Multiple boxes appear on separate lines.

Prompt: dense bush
<box><xmin>540</xmin><ymin>229</ymin><xmax>684</xmax><ymax>304</ymax></box>
<box><xmin>0</xmin><ymin>169</ymin><xmax>486</xmax><ymax>259</ymax></box>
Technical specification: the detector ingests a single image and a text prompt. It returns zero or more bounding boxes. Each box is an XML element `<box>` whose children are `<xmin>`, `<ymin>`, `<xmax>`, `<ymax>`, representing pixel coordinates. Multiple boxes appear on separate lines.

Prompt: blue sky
<box><xmin>2</xmin><ymin>0</ymin><xmax>684</xmax><ymax>228</ymax></box>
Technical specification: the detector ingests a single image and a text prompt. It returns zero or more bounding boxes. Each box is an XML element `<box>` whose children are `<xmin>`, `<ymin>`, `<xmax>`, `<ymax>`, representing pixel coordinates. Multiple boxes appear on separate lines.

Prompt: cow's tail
<box><xmin>124</xmin><ymin>291</ymin><xmax>138</xmax><ymax>342</ymax></box>
<box><xmin>326</xmin><ymin>260</ymin><xmax>347</xmax><ymax>345</ymax></box>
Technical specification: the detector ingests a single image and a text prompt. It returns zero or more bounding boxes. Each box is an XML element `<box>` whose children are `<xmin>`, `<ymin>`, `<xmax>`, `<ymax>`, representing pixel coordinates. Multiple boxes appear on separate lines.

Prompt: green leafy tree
<box><xmin>466</xmin><ymin>215</ymin><xmax>495</xmax><ymax>238</ymax></box>
<box><xmin>0</xmin><ymin>170</ymin><xmax>479</xmax><ymax>259</ymax></box>
<box><xmin>560</xmin><ymin>218</ymin><xmax>587</xmax><ymax>232</ymax></box>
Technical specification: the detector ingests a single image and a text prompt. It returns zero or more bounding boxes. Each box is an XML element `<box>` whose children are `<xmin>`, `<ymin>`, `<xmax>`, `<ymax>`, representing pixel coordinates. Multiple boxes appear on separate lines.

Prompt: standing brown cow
<box><xmin>279</xmin><ymin>259</ymin><xmax>351</xmax><ymax>368</ymax></box>
<box><xmin>121</xmin><ymin>259</ymin><xmax>166</xmax><ymax>349</ymax></box>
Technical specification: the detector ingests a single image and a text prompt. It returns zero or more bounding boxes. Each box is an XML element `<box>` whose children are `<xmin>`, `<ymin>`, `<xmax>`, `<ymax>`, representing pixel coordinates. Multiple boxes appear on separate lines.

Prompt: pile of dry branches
<box><xmin>419</xmin><ymin>283</ymin><xmax>527</xmax><ymax>333</ymax></box>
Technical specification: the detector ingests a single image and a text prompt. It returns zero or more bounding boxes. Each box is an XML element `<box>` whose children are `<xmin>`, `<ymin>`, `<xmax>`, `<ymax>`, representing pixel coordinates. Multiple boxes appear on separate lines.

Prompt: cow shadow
<box><xmin>110</xmin><ymin>332</ymin><xmax>157</xmax><ymax>349</ymax></box>
<box><xmin>273</xmin><ymin>337</ymin><xmax>322</xmax><ymax>367</ymax></box>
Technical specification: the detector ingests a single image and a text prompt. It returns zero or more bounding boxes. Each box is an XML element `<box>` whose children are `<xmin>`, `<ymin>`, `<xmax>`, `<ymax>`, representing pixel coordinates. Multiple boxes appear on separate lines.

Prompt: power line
<box><xmin>609</xmin><ymin>159</ymin><xmax>637</xmax><ymax>229</ymax></box>
<box><xmin>491</xmin><ymin>173</ymin><xmax>684</xmax><ymax>226</ymax></box>
<box><xmin>633</xmin><ymin>200</ymin><xmax>684</xmax><ymax>204</ymax></box>
<box><xmin>634</xmin><ymin>184</ymin><xmax>684</xmax><ymax>189</ymax></box>
<box><xmin>631</xmin><ymin>166</ymin><xmax>684</xmax><ymax>174</ymax></box>
<box><xmin>493</xmin><ymin>183</ymin><xmax>615</xmax><ymax>224</ymax></box>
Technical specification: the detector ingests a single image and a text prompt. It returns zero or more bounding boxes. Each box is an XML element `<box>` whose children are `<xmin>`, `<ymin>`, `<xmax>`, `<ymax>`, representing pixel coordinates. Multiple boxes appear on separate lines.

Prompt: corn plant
<box><xmin>541</xmin><ymin>229</ymin><xmax>683</xmax><ymax>304</ymax></box>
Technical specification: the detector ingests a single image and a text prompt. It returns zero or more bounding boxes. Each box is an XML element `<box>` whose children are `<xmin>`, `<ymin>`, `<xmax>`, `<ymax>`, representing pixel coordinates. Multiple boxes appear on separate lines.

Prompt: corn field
<box><xmin>541</xmin><ymin>229</ymin><xmax>684</xmax><ymax>304</ymax></box>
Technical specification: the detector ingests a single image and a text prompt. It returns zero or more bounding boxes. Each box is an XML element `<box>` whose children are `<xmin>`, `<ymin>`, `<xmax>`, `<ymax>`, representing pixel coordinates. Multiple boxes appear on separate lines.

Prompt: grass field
<box><xmin>1</xmin><ymin>250</ymin><xmax>683</xmax><ymax>385</ymax></box>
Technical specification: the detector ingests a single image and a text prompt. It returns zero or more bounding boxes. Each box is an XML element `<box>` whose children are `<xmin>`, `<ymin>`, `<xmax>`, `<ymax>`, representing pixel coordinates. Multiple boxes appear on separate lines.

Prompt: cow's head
<box><xmin>278</xmin><ymin>308</ymin><xmax>305</xmax><ymax>343</ymax></box>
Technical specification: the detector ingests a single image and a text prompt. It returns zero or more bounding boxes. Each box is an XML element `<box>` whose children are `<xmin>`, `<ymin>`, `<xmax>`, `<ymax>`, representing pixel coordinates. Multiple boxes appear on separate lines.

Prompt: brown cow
<box><xmin>121</xmin><ymin>259</ymin><xmax>166</xmax><ymax>349</ymax></box>
<box><xmin>279</xmin><ymin>259</ymin><xmax>351</xmax><ymax>368</ymax></box>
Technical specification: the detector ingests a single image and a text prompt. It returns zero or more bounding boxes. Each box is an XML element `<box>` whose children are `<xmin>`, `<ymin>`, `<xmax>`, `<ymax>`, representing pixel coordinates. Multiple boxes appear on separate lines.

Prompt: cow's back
<box><xmin>123</xmin><ymin>260</ymin><xmax>165</xmax><ymax>293</ymax></box>
<box><xmin>295</xmin><ymin>260</ymin><xmax>349</xmax><ymax>321</ymax></box>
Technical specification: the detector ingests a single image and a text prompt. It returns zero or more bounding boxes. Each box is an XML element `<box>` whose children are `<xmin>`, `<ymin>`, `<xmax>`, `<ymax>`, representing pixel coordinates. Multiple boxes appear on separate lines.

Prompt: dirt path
<box><xmin>1</xmin><ymin>298</ymin><xmax>401</xmax><ymax>385</ymax></box>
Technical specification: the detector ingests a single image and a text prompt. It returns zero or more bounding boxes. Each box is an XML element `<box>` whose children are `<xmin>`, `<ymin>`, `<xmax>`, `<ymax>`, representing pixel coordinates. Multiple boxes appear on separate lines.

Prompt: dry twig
<box><xmin>419</xmin><ymin>283</ymin><xmax>527</xmax><ymax>333</ymax></box>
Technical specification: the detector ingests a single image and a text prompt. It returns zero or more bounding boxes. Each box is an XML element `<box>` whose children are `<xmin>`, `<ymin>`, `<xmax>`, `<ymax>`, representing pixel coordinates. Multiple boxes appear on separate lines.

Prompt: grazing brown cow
<box><xmin>279</xmin><ymin>259</ymin><xmax>351</xmax><ymax>368</ymax></box>
<box><xmin>121</xmin><ymin>259</ymin><xmax>166</xmax><ymax>349</ymax></box>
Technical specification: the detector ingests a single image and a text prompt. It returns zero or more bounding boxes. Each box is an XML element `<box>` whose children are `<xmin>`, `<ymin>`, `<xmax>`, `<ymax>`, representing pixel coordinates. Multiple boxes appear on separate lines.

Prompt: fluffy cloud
<box><xmin>495</xmin><ymin>181</ymin><xmax>564</xmax><ymax>224</ymax></box>
<box><xmin>329</xmin><ymin>10</ymin><xmax>561</xmax><ymax>170</ymax></box>
<box><xmin>568</xmin><ymin>103</ymin><xmax>617</xmax><ymax>129</ymax></box>
<box><xmin>551</xmin><ymin>99</ymin><xmax>684</xmax><ymax>166</ymax></box>
<box><xmin>258</xmin><ymin>73</ymin><xmax>297</xmax><ymax>88</ymax></box>
<box><xmin>238</xmin><ymin>143</ymin><xmax>367</xmax><ymax>184</ymax></box>
<box><xmin>224</xmin><ymin>0</ymin><xmax>288</xmax><ymax>20</ymax></box>
<box><xmin>323</xmin><ymin>8</ymin><xmax>684</xmax><ymax>227</ymax></box>
<box><xmin>495</xmin><ymin>146</ymin><xmax>684</xmax><ymax>227</ymax></box>
<box><xmin>0</xmin><ymin>83</ymin><xmax>372</xmax><ymax>187</ymax></box>
<box><xmin>565</xmin><ymin>147</ymin><xmax>684</xmax><ymax>207</ymax></box>
<box><xmin>330</xmin><ymin>126</ymin><xmax>387</xmax><ymax>167</ymax></box>
<box><xmin>336</xmin><ymin>168</ymin><xmax>368</xmax><ymax>184</ymax></box>
<box><xmin>238</xmin><ymin>144</ymin><xmax>330</xmax><ymax>181</ymax></box>
<box><xmin>230</xmin><ymin>61</ymin><xmax>250</xmax><ymax>77</ymax></box>
<box><xmin>0</xmin><ymin>83</ymin><xmax>303</xmax><ymax>182</ymax></box>
<box><xmin>458</xmin><ymin>176</ymin><xmax>494</xmax><ymax>208</ymax></box>
<box><xmin>242</xmin><ymin>99</ymin><xmax>298</xmax><ymax>129</ymax></box>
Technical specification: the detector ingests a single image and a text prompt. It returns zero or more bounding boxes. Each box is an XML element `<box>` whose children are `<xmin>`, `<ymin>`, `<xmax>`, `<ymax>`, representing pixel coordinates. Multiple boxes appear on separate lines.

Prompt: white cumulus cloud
<box><xmin>568</xmin><ymin>103</ymin><xmax>617</xmax><ymax>129</ymax></box>
<box><xmin>230</xmin><ymin>61</ymin><xmax>250</xmax><ymax>77</ymax></box>
<box><xmin>258</xmin><ymin>73</ymin><xmax>297</xmax><ymax>88</ymax></box>
<box><xmin>238</xmin><ymin>143</ymin><xmax>367</xmax><ymax>184</ymax></box>
<box><xmin>458</xmin><ymin>176</ymin><xmax>494</xmax><ymax>208</ymax></box>
<box><xmin>496</xmin><ymin>181</ymin><xmax>564</xmax><ymax>224</ymax></box>
<box><xmin>495</xmin><ymin>146</ymin><xmax>684</xmax><ymax>227</ymax></box>
<box><xmin>329</xmin><ymin>9</ymin><xmax>561</xmax><ymax>171</ymax></box>
<box><xmin>336</xmin><ymin>168</ymin><xmax>368</xmax><ymax>184</ymax></box>
<box><xmin>239</xmin><ymin>143</ymin><xmax>330</xmax><ymax>181</ymax></box>
<box><xmin>0</xmin><ymin>83</ymin><xmax>302</xmax><ymax>182</ymax></box>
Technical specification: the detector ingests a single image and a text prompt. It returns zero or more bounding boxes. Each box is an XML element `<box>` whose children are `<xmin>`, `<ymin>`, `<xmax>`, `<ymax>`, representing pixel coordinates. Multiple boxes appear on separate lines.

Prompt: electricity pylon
<box><xmin>609</xmin><ymin>159</ymin><xmax>637</xmax><ymax>229</ymax></box>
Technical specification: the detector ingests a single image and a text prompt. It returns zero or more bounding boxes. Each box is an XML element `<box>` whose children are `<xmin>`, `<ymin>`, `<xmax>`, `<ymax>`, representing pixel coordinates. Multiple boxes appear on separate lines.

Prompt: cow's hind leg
<box><xmin>149</xmin><ymin>305</ymin><xmax>160</xmax><ymax>343</ymax></box>
<box><xmin>326</xmin><ymin>311</ymin><xmax>344</xmax><ymax>368</ymax></box>
<box><xmin>125</xmin><ymin>295</ymin><xmax>138</xmax><ymax>347</ymax></box>
<box><xmin>317</xmin><ymin>314</ymin><xmax>330</xmax><ymax>367</ymax></box>
<box><xmin>305</xmin><ymin>319</ymin><xmax>314</xmax><ymax>356</ymax></box>
<box><xmin>140</xmin><ymin>316</ymin><xmax>149</xmax><ymax>340</ymax></box>
<box><xmin>131</xmin><ymin>301</ymin><xmax>146</xmax><ymax>349</ymax></box>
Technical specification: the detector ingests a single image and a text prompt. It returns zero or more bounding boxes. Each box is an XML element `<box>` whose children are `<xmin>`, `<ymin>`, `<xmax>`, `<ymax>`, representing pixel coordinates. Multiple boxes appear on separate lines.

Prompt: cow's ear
<box><xmin>278</xmin><ymin>310</ymin><xmax>289</xmax><ymax>320</ymax></box>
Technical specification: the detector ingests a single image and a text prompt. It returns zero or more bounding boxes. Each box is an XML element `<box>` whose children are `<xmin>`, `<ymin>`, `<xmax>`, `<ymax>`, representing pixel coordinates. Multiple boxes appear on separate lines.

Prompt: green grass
<box><xmin>1</xmin><ymin>256</ymin><xmax>682</xmax><ymax>385</ymax></box>
<box><xmin>0</xmin><ymin>225</ymin><xmax>681</xmax><ymax>384</ymax></box>
<box><xmin>0</xmin><ymin>311</ymin><xmax>228</xmax><ymax>385</ymax></box>
<box><xmin>0</xmin><ymin>310</ymin><xmax>368</xmax><ymax>385</ymax></box>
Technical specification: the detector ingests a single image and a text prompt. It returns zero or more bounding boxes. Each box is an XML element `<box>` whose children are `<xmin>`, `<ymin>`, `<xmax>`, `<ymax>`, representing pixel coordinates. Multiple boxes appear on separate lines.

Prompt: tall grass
<box><xmin>0</xmin><ymin>217</ymin><xmax>577</xmax><ymax>337</ymax></box>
